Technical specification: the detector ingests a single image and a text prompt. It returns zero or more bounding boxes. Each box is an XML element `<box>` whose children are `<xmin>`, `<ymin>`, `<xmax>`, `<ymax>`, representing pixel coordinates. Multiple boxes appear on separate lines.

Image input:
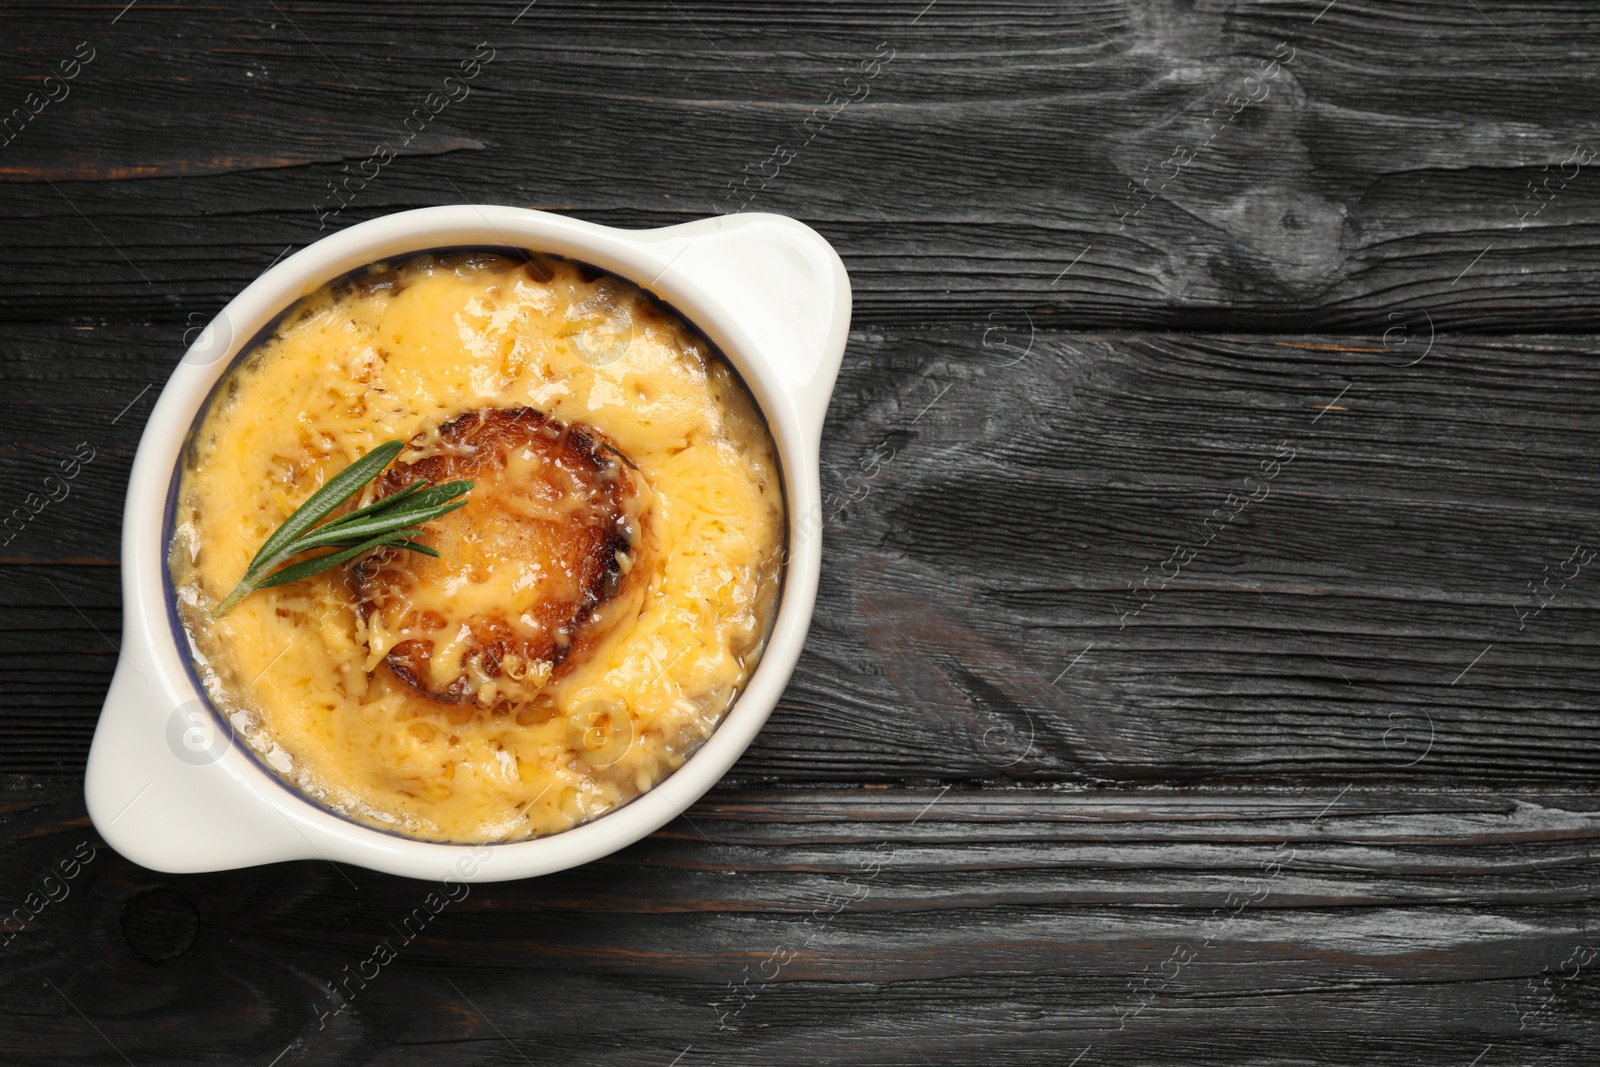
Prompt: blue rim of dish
<box><xmin>161</xmin><ymin>243</ymin><xmax>793</xmax><ymax>848</ymax></box>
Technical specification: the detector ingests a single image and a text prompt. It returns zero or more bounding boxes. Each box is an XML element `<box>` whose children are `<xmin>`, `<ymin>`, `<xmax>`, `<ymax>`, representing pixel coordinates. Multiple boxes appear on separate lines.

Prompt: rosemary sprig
<box><xmin>212</xmin><ymin>440</ymin><xmax>472</xmax><ymax>616</ymax></box>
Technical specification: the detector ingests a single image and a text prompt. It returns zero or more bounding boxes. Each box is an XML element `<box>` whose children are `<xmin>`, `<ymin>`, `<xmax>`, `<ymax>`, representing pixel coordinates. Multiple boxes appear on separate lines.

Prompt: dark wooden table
<box><xmin>4</xmin><ymin>1</ymin><xmax>1600</xmax><ymax>1063</ymax></box>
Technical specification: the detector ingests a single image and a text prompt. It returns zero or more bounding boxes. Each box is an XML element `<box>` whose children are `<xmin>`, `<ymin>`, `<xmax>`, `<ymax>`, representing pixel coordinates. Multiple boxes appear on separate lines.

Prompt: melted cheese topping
<box><xmin>170</xmin><ymin>253</ymin><xmax>784</xmax><ymax>842</ymax></box>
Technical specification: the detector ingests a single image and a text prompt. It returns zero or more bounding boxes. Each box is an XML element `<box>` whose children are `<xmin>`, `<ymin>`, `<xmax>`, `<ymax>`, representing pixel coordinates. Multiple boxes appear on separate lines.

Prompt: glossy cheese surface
<box><xmin>170</xmin><ymin>253</ymin><xmax>784</xmax><ymax>842</ymax></box>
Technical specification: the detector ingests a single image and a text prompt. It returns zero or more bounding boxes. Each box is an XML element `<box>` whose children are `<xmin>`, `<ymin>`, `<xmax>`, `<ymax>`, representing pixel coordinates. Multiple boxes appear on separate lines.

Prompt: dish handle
<box><xmin>85</xmin><ymin>651</ymin><xmax>312</xmax><ymax>872</ymax></box>
<box><xmin>635</xmin><ymin>212</ymin><xmax>851</xmax><ymax>442</ymax></box>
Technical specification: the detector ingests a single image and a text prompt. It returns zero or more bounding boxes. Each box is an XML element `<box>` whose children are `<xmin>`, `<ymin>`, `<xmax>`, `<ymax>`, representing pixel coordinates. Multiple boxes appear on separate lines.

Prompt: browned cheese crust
<box><xmin>355</xmin><ymin>407</ymin><xmax>649</xmax><ymax>710</ymax></box>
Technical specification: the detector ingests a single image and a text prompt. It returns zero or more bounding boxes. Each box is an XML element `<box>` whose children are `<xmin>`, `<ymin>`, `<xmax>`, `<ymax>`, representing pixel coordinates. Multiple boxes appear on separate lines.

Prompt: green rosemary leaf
<box><xmin>289</xmin><ymin>497</ymin><xmax>468</xmax><ymax>555</ymax></box>
<box><xmin>316</xmin><ymin>533</ymin><xmax>439</xmax><ymax>557</ymax></box>
<box><xmin>242</xmin><ymin>440</ymin><xmax>404</xmax><ymax>579</ymax></box>
<box><xmin>252</xmin><ymin>532</ymin><xmax>413</xmax><ymax>590</ymax></box>
<box><xmin>212</xmin><ymin>441</ymin><xmax>471</xmax><ymax>616</ymax></box>
<box><xmin>315</xmin><ymin>481</ymin><xmax>472</xmax><ymax>538</ymax></box>
<box><xmin>375</xmin><ymin>479</ymin><xmax>475</xmax><ymax>513</ymax></box>
<box><xmin>317</xmin><ymin>479</ymin><xmax>429</xmax><ymax>529</ymax></box>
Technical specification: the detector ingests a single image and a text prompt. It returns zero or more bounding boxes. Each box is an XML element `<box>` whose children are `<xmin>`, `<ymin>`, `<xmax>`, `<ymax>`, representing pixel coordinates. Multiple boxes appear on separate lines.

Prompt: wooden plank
<box><xmin>0</xmin><ymin>783</ymin><xmax>1595</xmax><ymax>1065</ymax></box>
<box><xmin>3</xmin><ymin>2</ymin><xmax>1600</xmax><ymax>326</ymax></box>
<box><xmin>2</xmin><ymin>326</ymin><xmax>1596</xmax><ymax>784</ymax></box>
<box><xmin>4</xmin><ymin>3</ymin><xmax>1600</xmax><ymax>1062</ymax></box>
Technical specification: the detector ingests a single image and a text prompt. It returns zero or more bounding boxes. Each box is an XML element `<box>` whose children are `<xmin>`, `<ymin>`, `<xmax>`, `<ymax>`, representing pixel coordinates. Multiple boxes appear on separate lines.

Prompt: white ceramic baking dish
<box><xmin>85</xmin><ymin>205</ymin><xmax>849</xmax><ymax>881</ymax></box>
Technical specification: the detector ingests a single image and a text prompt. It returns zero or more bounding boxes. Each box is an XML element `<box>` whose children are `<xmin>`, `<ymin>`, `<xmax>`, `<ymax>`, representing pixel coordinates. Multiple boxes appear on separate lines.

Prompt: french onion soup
<box><xmin>170</xmin><ymin>251</ymin><xmax>785</xmax><ymax>842</ymax></box>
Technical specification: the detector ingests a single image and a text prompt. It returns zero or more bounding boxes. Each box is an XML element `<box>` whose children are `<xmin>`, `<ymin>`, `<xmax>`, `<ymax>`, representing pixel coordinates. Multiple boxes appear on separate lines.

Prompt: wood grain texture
<box><xmin>4</xmin><ymin>0</ymin><xmax>1600</xmax><ymax>1064</ymax></box>
<box><xmin>3</xmin><ymin>1</ymin><xmax>1600</xmax><ymax>327</ymax></box>
<box><xmin>3</xmin><ymin>327</ymin><xmax>1596</xmax><ymax>786</ymax></box>
<box><xmin>1</xmin><ymin>782</ymin><xmax>1598</xmax><ymax>1066</ymax></box>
